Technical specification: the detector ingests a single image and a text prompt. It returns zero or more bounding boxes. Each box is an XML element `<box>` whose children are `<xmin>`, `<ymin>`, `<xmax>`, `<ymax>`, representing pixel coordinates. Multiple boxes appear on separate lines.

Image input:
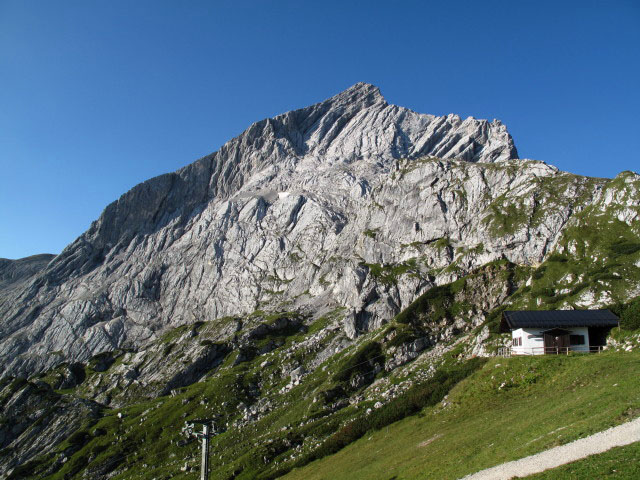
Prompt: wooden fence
<box><xmin>498</xmin><ymin>345</ymin><xmax>606</xmax><ymax>357</ymax></box>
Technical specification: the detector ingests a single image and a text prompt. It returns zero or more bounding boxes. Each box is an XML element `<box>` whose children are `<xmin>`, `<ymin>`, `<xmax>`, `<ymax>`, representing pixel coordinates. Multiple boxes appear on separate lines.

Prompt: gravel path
<box><xmin>460</xmin><ymin>417</ymin><xmax>640</xmax><ymax>480</ymax></box>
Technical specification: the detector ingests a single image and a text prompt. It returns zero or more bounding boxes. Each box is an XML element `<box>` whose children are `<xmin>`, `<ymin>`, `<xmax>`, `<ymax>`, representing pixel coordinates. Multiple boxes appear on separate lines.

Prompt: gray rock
<box><xmin>0</xmin><ymin>379</ymin><xmax>101</xmax><ymax>477</ymax></box>
<box><xmin>289</xmin><ymin>366</ymin><xmax>305</xmax><ymax>383</ymax></box>
<box><xmin>0</xmin><ymin>82</ymin><xmax>637</xmax><ymax>379</ymax></box>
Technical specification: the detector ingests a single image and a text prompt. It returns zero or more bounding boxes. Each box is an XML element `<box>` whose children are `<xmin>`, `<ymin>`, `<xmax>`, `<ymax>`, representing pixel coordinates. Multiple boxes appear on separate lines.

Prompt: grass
<box><xmin>9</xmin><ymin>305</ymin><xmax>485</xmax><ymax>480</ymax></box>
<box><xmin>395</xmin><ymin>278</ymin><xmax>468</xmax><ymax>324</ymax></box>
<box><xmin>266</xmin><ymin>358</ymin><xmax>486</xmax><ymax>479</ymax></box>
<box><xmin>363</xmin><ymin>228</ymin><xmax>379</xmax><ymax>239</ymax></box>
<box><xmin>522</xmin><ymin>441</ymin><xmax>640</xmax><ymax>479</ymax></box>
<box><xmin>15</xmin><ymin>307</ymin><xmax>425</xmax><ymax>479</ymax></box>
<box><xmin>282</xmin><ymin>351</ymin><xmax>640</xmax><ymax>480</ymax></box>
<box><xmin>361</xmin><ymin>258</ymin><xmax>421</xmax><ymax>286</ymax></box>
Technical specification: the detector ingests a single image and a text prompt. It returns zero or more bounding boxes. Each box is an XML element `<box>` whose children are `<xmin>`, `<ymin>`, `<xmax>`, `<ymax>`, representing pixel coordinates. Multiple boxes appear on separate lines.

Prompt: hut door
<box><xmin>544</xmin><ymin>333</ymin><xmax>569</xmax><ymax>354</ymax></box>
<box><xmin>543</xmin><ymin>334</ymin><xmax>555</xmax><ymax>354</ymax></box>
<box><xmin>556</xmin><ymin>334</ymin><xmax>569</xmax><ymax>353</ymax></box>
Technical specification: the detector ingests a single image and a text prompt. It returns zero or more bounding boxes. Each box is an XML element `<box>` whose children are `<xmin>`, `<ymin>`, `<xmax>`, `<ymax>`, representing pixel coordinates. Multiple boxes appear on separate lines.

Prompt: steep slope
<box><xmin>0</xmin><ymin>82</ymin><xmax>638</xmax><ymax>383</ymax></box>
<box><xmin>280</xmin><ymin>352</ymin><xmax>640</xmax><ymax>480</ymax></box>
<box><xmin>2</xmin><ymin>255</ymin><xmax>638</xmax><ymax>478</ymax></box>
<box><xmin>0</xmin><ymin>83</ymin><xmax>517</xmax><ymax>376</ymax></box>
<box><xmin>5</xmin><ymin>331</ymin><xmax>638</xmax><ymax>479</ymax></box>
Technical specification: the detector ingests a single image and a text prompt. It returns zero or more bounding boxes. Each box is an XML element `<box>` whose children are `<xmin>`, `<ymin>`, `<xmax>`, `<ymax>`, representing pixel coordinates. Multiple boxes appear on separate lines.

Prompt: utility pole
<box><xmin>182</xmin><ymin>417</ymin><xmax>221</xmax><ymax>480</ymax></box>
<box><xmin>199</xmin><ymin>423</ymin><xmax>210</xmax><ymax>480</ymax></box>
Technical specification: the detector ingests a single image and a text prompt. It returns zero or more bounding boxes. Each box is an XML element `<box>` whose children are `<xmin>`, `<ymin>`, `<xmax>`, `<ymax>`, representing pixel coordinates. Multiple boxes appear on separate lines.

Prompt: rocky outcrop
<box><xmin>0</xmin><ymin>254</ymin><xmax>54</xmax><ymax>296</ymax></box>
<box><xmin>0</xmin><ymin>83</ymin><xmax>637</xmax><ymax>379</ymax></box>
<box><xmin>0</xmin><ymin>377</ymin><xmax>101</xmax><ymax>477</ymax></box>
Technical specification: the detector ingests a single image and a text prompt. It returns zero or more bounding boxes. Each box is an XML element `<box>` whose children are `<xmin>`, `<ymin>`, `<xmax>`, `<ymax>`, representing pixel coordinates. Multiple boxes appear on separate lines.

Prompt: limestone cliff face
<box><xmin>0</xmin><ymin>83</ymin><xmax>637</xmax><ymax>377</ymax></box>
<box><xmin>0</xmin><ymin>255</ymin><xmax>54</xmax><ymax>295</ymax></box>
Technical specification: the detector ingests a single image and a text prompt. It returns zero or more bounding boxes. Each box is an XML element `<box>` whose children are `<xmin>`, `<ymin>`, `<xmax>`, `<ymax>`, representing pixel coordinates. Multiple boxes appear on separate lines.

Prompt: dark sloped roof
<box><xmin>501</xmin><ymin>310</ymin><xmax>619</xmax><ymax>331</ymax></box>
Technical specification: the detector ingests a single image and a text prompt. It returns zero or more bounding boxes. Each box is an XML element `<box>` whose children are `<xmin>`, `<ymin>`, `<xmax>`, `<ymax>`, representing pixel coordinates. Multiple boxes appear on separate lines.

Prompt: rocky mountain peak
<box><xmin>1</xmin><ymin>84</ymin><xmax>531</xmax><ymax>376</ymax></box>
<box><xmin>267</xmin><ymin>82</ymin><xmax>518</xmax><ymax>165</ymax></box>
<box><xmin>320</xmin><ymin>81</ymin><xmax>386</xmax><ymax>109</ymax></box>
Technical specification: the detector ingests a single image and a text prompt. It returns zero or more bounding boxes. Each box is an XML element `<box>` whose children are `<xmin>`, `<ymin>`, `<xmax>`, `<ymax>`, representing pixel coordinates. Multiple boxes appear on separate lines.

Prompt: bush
<box><xmin>621</xmin><ymin>297</ymin><xmax>640</xmax><ymax>330</ymax></box>
<box><xmin>532</xmin><ymin>287</ymin><xmax>555</xmax><ymax>298</ymax></box>
<box><xmin>395</xmin><ymin>281</ymin><xmax>463</xmax><ymax>325</ymax></box>
<box><xmin>609</xmin><ymin>241</ymin><xmax>640</xmax><ymax>256</ymax></box>
<box><xmin>333</xmin><ymin>342</ymin><xmax>383</xmax><ymax>385</ymax></box>
<box><xmin>569</xmin><ymin>282</ymin><xmax>588</xmax><ymax>296</ymax></box>
<box><xmin>384</xmin><ymin>325</ymin><xmax>420</xmax><ymax>348</ymax></box>
<box><xmin>533</xmin><ymin>266</ymin><xmax>546</xmax><ymax>280</ymax></box>
<box><xmin>485</xmin><ymin>306</ymin><xmax>508</xmax><ymax>334</ymax></box>
<box><xmin>67</xmin><ymin>429</ymin><xmax>91</xmax><ymax>448</ymax></box>
<box><xmin>6</xmin><ymin>455</ymin><xmax>51</xmax><ymax>479</ymax></box>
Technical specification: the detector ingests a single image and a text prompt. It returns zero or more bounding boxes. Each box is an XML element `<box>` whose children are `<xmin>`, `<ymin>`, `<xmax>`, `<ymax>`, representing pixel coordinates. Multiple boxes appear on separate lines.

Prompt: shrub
<box><xmin>333</xmin><ymin>342</ymin><xmax>383</xmax><ymax>385</ymax></box>
<box><xmin>384</xmin><ymin>325</ymin><xmax>420</xmax><ymax>348</ymax></box>
<box><xmin>485</xmin><ymin>306</ymin><xmax>508</xmax><ymax>334</ymax></box>
<box><xmin>569</xmin><ymin>282</ymin><xmax>589</xmax><ymax>296</ymax></box>
<box><xmin>532</xmin><ymin>287</ymin><xmax>555</xmax><ymax>298</ymax></box>
<box><xmin>395</xmin><ymin>281</ymin><xmax>464</xmax><ymax>325</ymax></box>
<box><xmin>547</xmin><ymin>253</ymin><xmax>568</xmax><ymax>262</ymax></box>
<box><xmin>162</xmin><ymin>343</ymin><xmax>174</xmax><ymax>356</ymax></box>
<box><xmin>533</xmin><ymin>266</ymin><xmax>546</xmax><ymax>280</ymax></box>
<box><xmin>621</xmin><ymin>297</ymin><xmax>640</xmax><ymax>330</ymax></box>
<box><xmin>609</xmin><ymin>241</ymin><xmax>640</xmax><ymax>256</ymax></box>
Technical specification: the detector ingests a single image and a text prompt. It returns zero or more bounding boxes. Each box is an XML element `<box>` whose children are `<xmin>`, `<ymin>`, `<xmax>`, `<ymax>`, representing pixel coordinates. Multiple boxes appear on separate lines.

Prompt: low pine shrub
<box><xmin>621</xmin><ymin>297</ymin><xmax>640</xmax><ymax>330</ymax></box>
<box><xmin>609</xmin><ymin>241</ymin><xmax>640</xmax><ymax>256</ymax></box>
<box><xmin>333</xmin><ymin>341</ymin><xmax>383</xmax><ymax>385</ymax></box>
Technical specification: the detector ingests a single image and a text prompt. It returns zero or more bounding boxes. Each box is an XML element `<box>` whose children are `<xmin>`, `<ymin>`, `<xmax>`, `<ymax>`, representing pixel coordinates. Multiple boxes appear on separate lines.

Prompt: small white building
<box><xmin>501</xmin><ymin>310</ymin><xmax>619</xmax><ymax>355</ymax></box>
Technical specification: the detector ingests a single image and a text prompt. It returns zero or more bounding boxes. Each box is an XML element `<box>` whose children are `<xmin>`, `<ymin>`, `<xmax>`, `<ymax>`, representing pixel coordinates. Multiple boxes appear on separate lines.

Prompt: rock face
<box><xmin>0</xmin><ymin>254</ymin><xmax>54</xmax><ymax>295</ymax></box>
<box><xmin>0</xmin><ymin>82</ymin><xmax>637</xmax><ymax>378</ymax></box>
<box><xmin>0</xmin><ymin>377</ymin><xmax>101</xmax><ymax>476</ymax></box>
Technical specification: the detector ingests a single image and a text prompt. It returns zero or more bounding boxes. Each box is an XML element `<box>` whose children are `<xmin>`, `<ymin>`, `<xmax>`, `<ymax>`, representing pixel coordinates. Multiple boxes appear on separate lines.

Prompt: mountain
<box><xmin>0</xmin><ymin>83</ymin><xmax>638</xmax><ymax>379</ymax></box>
<box><xmin>1</xmin><ymin>83</ymin><xmax>639</xmax><ymax>479</ymax></box>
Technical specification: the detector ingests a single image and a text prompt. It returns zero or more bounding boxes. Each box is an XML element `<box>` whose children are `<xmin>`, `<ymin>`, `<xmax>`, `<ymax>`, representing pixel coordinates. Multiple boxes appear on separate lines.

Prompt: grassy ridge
<box><xmin>282</xmin><ymin>351</ymin><xmax>640</xmax><ymax>480</ymax></box>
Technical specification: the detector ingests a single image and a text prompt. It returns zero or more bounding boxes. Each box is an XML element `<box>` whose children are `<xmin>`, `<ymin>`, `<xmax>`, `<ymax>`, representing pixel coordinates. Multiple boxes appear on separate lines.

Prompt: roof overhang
<box><xmin>501</xmin><ymin>309</ymin><xmax>619</xmax><ymax>332</ymax></box>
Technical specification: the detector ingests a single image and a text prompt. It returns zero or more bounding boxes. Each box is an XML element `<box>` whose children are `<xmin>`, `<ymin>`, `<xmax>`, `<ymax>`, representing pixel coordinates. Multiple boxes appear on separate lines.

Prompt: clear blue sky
<box><xmin>1</xmin><ymin>0</ymin><xmax>639</xmax><ymax>259</ymax></box>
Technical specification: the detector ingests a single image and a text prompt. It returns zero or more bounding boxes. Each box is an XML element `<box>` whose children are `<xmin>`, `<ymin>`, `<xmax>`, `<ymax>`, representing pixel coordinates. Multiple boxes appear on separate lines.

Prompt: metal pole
<box><xmin>201</xmin><ymin>424</ymin><xmax>210</xmax><ymax>480</ymax></box>
<box><xmin>182</xmin><ymin>417</ymin><xmax>223</xmax><ymax>480</ymax></box>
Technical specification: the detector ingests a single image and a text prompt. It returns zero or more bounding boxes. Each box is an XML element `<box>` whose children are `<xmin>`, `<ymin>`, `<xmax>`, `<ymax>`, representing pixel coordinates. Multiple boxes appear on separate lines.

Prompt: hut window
<box><xmin>569</xmin><ymin>335</ymin><xmax>585</xmax><ymax>345</ymax></box>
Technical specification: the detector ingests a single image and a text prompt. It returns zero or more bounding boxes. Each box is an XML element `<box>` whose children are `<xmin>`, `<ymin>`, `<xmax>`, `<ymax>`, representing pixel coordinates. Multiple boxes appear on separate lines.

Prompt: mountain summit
<box><xmin>0</xmin><ymin>84</ymin><xmax>635</xmax><ymax>379</ymax></box>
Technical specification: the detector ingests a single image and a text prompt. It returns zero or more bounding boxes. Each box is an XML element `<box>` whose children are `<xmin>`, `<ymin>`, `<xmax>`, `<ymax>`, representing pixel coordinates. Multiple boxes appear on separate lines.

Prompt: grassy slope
<box><xmin>9</xmin><ymin>260</ymin><xmax>514</xmax><ymax>480</ymax></box>
<box><xmin>523</xmin><ymin>442</ymin><xmax>640</xmax><ymax>479</ymax></box>
<box><xmin>282</xmin><ymin>351</ymin><xmax>640</xmax><ymax>480</ymax></box>
<box><xmin>446</xmin><ymin>167</ymin><xmax>638</xmax><ymax>316</ymax></box>
<box><xmin>17</xmin><ymin>315</ymin><xmax>475</xmax><ymax>480</ymax></box>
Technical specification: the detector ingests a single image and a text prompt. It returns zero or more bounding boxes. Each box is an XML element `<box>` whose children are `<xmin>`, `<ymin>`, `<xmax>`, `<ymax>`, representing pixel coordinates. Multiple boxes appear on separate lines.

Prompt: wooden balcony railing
<box><xmin>498</xmin><ymin>345</ymin><xmax>606</xmax><ymax>357</ymax></box>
